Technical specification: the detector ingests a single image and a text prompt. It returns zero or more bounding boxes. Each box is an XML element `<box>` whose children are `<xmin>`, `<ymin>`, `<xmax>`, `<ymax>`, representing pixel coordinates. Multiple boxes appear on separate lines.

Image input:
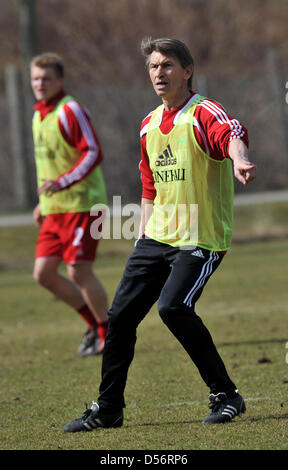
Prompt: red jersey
<box><xmin>139</xmin><ymin>92</ymin><xmax>249</xmax><ymax>200</ymax></box>
<box><xmin>33</xmin><ymin>90</ymin><xmax>104</xmax><ymax>190</ymax></box>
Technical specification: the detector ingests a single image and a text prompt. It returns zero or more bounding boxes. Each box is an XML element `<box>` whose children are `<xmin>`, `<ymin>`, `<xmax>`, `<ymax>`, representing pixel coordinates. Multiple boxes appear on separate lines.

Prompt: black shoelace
<box><xmin>82</xmin><ymin>403</ymin><xmax>93</xmax><ymax>420</ymax></box>
<box><xmin>209</xmin><ymin>398</ymin><xmax>225</xmax><ymax>412</ymax></box>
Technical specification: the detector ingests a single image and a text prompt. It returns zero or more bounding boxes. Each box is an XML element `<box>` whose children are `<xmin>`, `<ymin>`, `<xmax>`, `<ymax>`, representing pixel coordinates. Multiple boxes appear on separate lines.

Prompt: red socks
<box><xmin>77</xmin><ymin>305</ymin><xmax>98</xmax><ymax>329</ymax></box>
<box><xmin>77</xmin><ymin>305</ymin><xmax>108</xmax><ymax>340</ymax></box>
<box><xmin>97</xmin><ymin>321</ymin><xmax>108</xmax><ymax>342</ymax></box>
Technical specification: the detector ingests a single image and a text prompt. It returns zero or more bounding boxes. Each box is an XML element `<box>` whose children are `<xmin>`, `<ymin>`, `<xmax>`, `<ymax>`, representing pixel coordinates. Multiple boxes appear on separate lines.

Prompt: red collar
<box><xmin>34</xmin><ymin>90</ymin><xmax>66</xmax><ymax>120</ymax></box>
<box><xmin>163</xmin><ymin>92</ymin><xmax>196</xmax><ymax>115</ymax></box>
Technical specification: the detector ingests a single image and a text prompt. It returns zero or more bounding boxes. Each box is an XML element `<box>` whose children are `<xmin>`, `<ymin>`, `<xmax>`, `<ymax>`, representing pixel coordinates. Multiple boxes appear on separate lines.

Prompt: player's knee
<box><xmin>68</xmin><ymin>269</ymin><xmax>86</xmax><ymax>287</ymax></box>
<box><xmin>158</xmin><ymin>301</ymin><xmax>175</xmax><ymax>324</ymax></box>
<box><xmin>67</xmin><ymin>265</ymin><xmax>92</xmax><ymax>287</ymax></box>
<box><xmin>33</xmin><ymin>266</ymin><xmax>53</xmax><ymax>288</ymax></box>
<box><xmin>68</xmin><ymin>268</ymin><xmax>79</xmax><ymax>285</ymax></box>
<box><xmin>33</xmin><ymin>266</ymin><xmax>43</xmax><ymax>284</ymax></box>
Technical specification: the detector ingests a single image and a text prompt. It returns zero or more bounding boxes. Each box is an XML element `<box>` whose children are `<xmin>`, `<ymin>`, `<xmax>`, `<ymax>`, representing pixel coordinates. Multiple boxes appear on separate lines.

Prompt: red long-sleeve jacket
<box><xmin>139</xmin><ymin>92</ymin><xmax>249</xmax><ymax>200</ymax></box>
<box><xmin>33</xmin><ymin>90</ymin><xmax>104</xmax><ymax>190</ymax></box>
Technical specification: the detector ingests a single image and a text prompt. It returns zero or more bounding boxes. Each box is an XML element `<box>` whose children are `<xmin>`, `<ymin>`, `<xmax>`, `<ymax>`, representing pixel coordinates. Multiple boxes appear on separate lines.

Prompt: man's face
<box><xmin>148</xmin><ymin>51</ymin><xmax>193</xmax><ymax>101</ymax></box>
<box><xmin>30</xmin><ymin>65</ymin><xmax>64</xmax><ymax>102</ymax></box>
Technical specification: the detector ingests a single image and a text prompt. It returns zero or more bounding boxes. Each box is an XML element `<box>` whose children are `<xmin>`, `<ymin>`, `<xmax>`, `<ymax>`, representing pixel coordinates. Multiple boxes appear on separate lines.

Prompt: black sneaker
<box><xmin>63</xmin><ymin>402</ymin><xmax>123</xmax><ymax>433</ymax></box>
<box><xmin>77</xmin><ymin>329</ymin><xmax>100</xmax><ymax>357</ymax></box>
<box><xmin>202</xmin><ymin>392</ymin><xmax>246</xmax><ymax>424</ymax></box>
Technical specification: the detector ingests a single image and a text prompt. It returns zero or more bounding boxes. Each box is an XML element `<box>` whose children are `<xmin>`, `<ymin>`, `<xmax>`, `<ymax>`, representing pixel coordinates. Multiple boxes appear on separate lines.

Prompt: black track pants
<box><xmin>98</xmin><ymin>237</ymin><xmax>236</xmax><ymax>411</ymax></box>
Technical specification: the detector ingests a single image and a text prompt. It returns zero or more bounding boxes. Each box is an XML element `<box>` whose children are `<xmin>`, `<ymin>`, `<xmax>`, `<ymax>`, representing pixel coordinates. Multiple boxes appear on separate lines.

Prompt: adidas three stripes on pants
<box><xmin>98</xmin><ymin>236</ymin><xmax>237</xmax><ymax>411</ymax></box>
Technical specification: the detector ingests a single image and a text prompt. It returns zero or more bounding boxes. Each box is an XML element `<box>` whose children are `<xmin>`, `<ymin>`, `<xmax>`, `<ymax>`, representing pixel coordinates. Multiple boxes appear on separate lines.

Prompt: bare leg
<box><xmin>67</xmin><ymin>263</ymin><xmax>108</xmax><ymax>323</ymax></box>
<box><xmin>33</xmin><ymin>257</ymin><xmax>85</xmax><ymax>310</ymax></box>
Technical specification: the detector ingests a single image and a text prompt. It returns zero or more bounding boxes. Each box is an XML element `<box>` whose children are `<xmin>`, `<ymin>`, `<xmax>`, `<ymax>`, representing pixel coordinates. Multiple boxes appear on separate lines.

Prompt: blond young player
<box><xmin>31</xmin><ymin>52</ymin><xmax>108</xmax><ymax>356</ymax></box>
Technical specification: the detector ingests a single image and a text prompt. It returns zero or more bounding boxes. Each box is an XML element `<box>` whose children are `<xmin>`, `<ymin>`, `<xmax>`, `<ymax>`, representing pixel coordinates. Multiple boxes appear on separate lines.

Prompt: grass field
<box><xmin>0</xmin><ymin>202</ymin><xmax>288</xmax><ymax>452</ymax></box>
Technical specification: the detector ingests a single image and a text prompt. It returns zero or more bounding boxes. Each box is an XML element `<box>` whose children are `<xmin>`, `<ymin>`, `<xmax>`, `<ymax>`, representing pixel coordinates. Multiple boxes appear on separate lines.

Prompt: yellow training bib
<box><xmin>33</xmin><ymin>96</ymin><xmax>107</xmax><ymax>215</ymax></box>
<box><xmin>145</xmin><ymin>95</ymin><xmax>234</xmax><ymax>251</ymax></box>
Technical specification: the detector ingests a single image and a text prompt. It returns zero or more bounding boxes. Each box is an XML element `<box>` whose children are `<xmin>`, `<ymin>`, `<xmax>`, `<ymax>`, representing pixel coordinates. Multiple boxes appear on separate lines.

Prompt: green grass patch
<box><xmin>0</xmin><ymin>203</ymin><xmax>288</xmax><ymax>450</ymax></box>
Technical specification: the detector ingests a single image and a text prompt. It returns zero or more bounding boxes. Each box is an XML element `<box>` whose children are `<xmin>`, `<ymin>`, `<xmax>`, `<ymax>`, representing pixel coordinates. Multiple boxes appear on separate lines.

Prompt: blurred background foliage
<box><xmin>0</xmin><ymin>0</ymin><xmax>288</xmax><ymax>209</ymax></box>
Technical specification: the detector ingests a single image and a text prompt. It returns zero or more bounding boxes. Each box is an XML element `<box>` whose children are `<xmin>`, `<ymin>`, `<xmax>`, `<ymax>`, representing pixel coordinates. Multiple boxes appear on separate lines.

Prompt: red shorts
<box><xmin>35</xmin><ymin>212</ymin><xmax>103</xmax><ymax>264</ymax></box>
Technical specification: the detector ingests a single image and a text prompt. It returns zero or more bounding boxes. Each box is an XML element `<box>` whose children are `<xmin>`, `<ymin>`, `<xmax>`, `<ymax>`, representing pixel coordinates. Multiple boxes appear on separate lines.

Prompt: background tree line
<box><xmin>0</xmin><ymin>0</ymin><xmax>287</xmax><ymax>210</ymax></box>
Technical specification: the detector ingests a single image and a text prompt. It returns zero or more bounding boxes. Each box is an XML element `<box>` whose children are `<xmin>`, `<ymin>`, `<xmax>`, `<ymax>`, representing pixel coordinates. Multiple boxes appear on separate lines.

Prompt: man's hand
<box><xmin>228</xmin><ymin>139</ymin><xmax>257</xmax><ymax>185</ymax></box>
<box><xmin>33</xmin><ymin>203</ymin><xmax>45</xmax><ymax>227</ymax></box>
<box><xmin>38</xmin><ymin>179</ymin><xmax>61</xmax><ymax>196</ymax></box>
<box><xmin>233</xmin><ymin>159</ymin><xmax>257</xmax><ymax>185</ymax></box>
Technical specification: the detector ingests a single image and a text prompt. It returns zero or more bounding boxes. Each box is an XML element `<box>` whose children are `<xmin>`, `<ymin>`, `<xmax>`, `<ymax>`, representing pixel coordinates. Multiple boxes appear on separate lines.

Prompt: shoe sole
<box><xmin>84</xmin><ymin>414</ymin><xmax>123</xmax><ymax>431</ymax></box>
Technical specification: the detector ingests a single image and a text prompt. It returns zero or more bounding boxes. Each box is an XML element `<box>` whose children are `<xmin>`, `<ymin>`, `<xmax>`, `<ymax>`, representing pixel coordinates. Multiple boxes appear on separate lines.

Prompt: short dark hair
<box><xmin>141</xmin><ymin>37</ymin><xmax>194</xmax><ymax>89</ymax></box>
<box><xmin>30</xmin><ymin>52</ymin><xmax>64</xmax><ymax>78</ymax></box>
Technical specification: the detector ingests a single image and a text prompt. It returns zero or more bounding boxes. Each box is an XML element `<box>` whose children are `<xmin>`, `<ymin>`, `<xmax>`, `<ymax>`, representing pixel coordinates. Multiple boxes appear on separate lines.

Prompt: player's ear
<box><xmin>184</xmin><ymin>64</ymin><xmax>193</xmax><ymax>82</ymax></box>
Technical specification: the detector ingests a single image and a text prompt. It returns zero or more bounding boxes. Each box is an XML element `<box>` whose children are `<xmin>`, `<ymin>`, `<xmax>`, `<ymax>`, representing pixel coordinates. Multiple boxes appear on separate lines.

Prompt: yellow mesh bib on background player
<box><xmin>33</xmin><ymin>96</ymin><xmax>107</xmax><ymax>215</ymax></box>
<box><xmin>145</xmin><ymin>95</ymin><xmax>234</xmax><ymax>251</ymax></box>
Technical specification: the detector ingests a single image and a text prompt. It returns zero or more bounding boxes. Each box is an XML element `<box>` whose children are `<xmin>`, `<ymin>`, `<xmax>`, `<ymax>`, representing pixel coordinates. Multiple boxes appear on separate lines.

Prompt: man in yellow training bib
<box><xmin>64</xmin><ymin>37</ymin><xmax>256</xmax><ymax>431</ymax></box>
<box><xmin>30</xmin><ymin>53</ymin><xmax>108</xmax><ymax>356</ymax></box>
